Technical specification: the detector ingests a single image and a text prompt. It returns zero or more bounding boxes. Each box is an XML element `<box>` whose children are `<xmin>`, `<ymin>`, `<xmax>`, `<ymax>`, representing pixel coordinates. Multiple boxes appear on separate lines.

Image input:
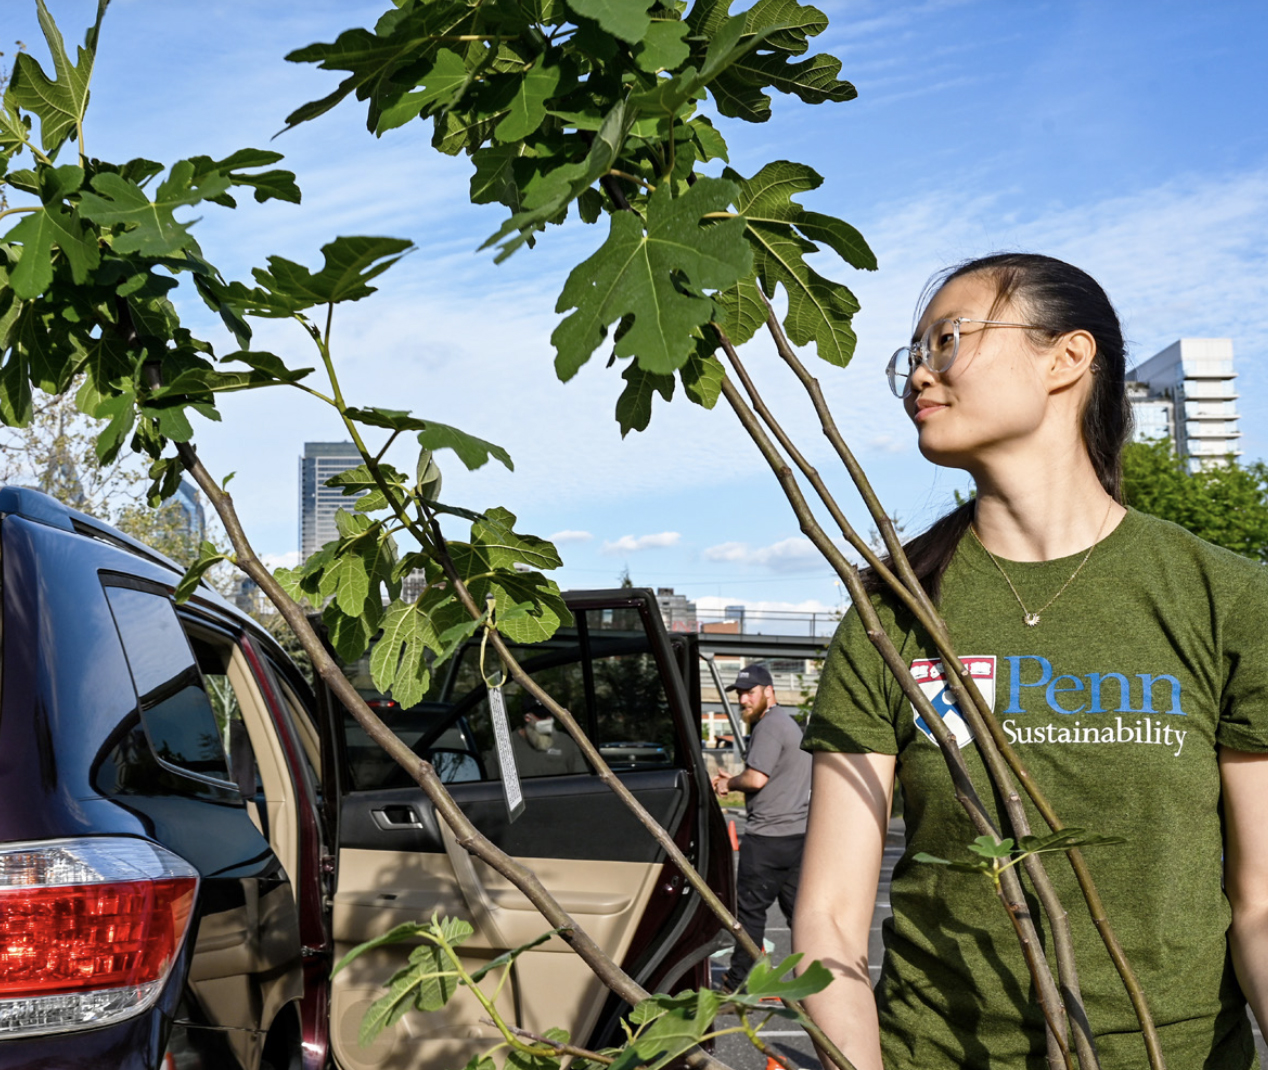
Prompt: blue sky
<box><xmin>6</xmin><ymin>1</ymin><xmax>1267</xmax><ymax>616</ymax></box>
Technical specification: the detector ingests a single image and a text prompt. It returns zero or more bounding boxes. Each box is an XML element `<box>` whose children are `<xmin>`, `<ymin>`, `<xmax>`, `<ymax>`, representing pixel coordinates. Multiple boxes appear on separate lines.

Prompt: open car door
<box><xmin>323</xmin><ymin>589</ymin><xmax>732</xmax><ymax>1070</ymax></box>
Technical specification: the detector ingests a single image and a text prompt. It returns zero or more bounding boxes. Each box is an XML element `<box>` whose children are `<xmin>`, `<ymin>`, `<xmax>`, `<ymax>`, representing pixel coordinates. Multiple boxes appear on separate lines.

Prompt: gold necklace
<box><xmin>968</xmin><ymin>503</ymin><xmax>1114</xmax><ymax>627</ymax></box>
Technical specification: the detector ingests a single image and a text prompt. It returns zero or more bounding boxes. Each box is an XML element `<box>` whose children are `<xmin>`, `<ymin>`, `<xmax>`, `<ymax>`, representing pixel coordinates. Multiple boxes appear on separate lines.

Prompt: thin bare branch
<box><xmin>760</xmin><ymin>304</ymin><xmax>1155</xmax><ymax>1069</ymax></box>
<box><xmin>713</xmin><ymin>366</ymin><xmax>1073</xmax><ymax>1061</ymax></box>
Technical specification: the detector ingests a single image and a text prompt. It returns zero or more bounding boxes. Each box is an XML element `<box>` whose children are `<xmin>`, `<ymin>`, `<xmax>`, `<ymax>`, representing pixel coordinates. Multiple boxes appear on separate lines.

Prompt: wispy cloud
<box><xmin>602</xmin><ymin>532</ymin><xmax>682</xmax><ymax>553</ymax></box>
<box><xmin>703</xmin><ymin>537</ymin><xmax>826</xmax><ymax>572</ymax></box>
<box><xmin>549</xmin><ymin>529</ymin><xmax>593</xmax><ymax>544</ymax></box>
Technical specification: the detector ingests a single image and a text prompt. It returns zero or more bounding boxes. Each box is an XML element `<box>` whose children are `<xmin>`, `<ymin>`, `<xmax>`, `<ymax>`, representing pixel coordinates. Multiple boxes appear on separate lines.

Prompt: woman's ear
<box><xmin>1047</xmin><ymin>329</ymin><xmax>1097</xmax><ymax>392</ymax></box>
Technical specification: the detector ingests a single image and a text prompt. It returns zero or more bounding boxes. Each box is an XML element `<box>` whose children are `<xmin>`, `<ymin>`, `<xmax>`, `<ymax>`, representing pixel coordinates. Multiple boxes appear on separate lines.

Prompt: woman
<box><xmin>794</xmin><ymin>253</ymin><xmax>1268</xmax><ymax>1069</ymax></box>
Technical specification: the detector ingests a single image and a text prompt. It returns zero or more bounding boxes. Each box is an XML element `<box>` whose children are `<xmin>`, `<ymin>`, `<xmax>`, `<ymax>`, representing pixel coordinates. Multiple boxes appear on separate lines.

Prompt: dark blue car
<box><xmin>0</xmin><ymin>488</ymin><xmax>732</xmax><ymax>1070</ymax></box>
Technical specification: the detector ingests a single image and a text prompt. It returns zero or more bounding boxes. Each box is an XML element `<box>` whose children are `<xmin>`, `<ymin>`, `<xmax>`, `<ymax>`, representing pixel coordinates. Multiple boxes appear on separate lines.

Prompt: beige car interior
<box><xmin>329</xmin><ymin>833</ymin><xmax>661</xmax><ymax>1070</ymax></box>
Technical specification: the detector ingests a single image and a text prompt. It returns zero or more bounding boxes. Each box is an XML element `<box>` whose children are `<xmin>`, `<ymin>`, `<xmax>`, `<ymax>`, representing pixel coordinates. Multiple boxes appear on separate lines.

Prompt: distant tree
<box><xmin>0</xmin><ymin>387</ymin><xmax>235</xmax><ymax>579</ymax></box>
<box><xmin>1123</xmin><ymin>439</ymin><xmax>1268</xmax><ymax>562</ymax></box>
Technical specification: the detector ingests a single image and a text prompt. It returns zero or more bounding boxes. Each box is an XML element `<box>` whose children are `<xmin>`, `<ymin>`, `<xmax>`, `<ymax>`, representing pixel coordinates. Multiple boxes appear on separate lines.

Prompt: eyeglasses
<box><xmin>886</xmin><ymin>318</ymin><xmax>1046</xmax><ymax>398</ymax></box>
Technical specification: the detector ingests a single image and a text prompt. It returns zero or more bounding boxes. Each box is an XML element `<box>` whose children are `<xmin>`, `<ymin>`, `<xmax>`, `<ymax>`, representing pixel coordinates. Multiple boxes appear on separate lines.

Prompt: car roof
<box><xmin>0</xmin><ymin>484</ymin><xmax>260</xmax><ymax>634</ymax></box>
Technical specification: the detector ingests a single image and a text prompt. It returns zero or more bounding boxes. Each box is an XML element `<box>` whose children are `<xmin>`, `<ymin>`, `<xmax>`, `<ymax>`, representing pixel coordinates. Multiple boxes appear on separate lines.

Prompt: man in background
<box><xmin>712</xmin><ymin>663</ymin><xmax>812</xmax><ymax>993</ymax></box>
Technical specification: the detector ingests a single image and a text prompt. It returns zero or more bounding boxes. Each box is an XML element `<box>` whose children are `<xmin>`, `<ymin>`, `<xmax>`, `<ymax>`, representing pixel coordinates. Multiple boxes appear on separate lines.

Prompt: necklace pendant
<box><xmin>1024</xmin><ymin>613</ymin><xmax>1041</xmax><ymax>627</ymax></box>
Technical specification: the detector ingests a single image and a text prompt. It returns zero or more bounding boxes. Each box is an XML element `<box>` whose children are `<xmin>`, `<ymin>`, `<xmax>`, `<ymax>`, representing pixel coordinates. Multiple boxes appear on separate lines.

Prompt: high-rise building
<box><xmin>299</xmin><ymin>442</ymin><xmax>365</xmax><ymax>560</ymax></box>
<box><xmin>1128</xmin><ymin>339</ymin><xmax>1239</xmax><ymax>472</ymax></box>
<box><xmin>655</xmin><ymin>587</ymin><xmax>698</xmax><ymax>632</ymax></box>
<box><xmin>172</xmin><ymin>478</ymin><xmax>206</xmax><ymax>544</ymax></box>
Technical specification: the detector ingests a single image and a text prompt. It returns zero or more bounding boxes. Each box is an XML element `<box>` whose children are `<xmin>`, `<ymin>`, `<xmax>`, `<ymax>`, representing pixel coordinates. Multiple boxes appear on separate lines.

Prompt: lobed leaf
<box><xmin>79</xmin><ymin>163</ymin><xmax>232</xmax><ymax>257</ymax></box>
<box><xmin>719</xmin><ymin>160</ymin><xmax>874</xmax><ymax>366</ymax></box>
<box><xmin>482</xmin><ymin>99</ymin><xmax>634</xmax><ymax>260</ymax></box>
<box><xmin>679</xmin><ymin>345</ymin><xmax>725</xmax><ymax>409</ymax></box>
<box><xmin>609</xmin><ymin>988</ymin><xmax>720</xmax><ymax>1070</ymax></box>
<box><xmin>283</xmin><ymin>2</ymin><xmax>475</xmax><ymax>132</ymax></box>
<box><xmin>615</xmin><ymin>360</ymin><xmax>674</xmax><ymax>437</ymax></box>
<box><xmin>567</xmin><ymin>0</ymin><xmax>657</xmax><ymax>44</ymax></box>
<box><xmin>5</xmin><ymin>202</ymin><xmax>100</xmax><ymax>298</ymax></box>
<box><xmin>741</xmin><ymin>952</ymin><xmax>833</xmax><ymax>1002</ymax></box>
<box><xmin>7</xmin><ymin>0</ymin><xmax>108</xmax><ymax>154</ymax></box>
<box><xmin>552</xmin><ymin>177</ymin><xmax>750</xmax><ymax>380</ymax></box>
<box><xmin>251</xmin><ymin>236</ymin><xmax>414</xmax><ymax>308</ymax></box>
<box><xmin>634</xmin><ymin>20</ymin><xmax>691</xmax><ymax>72</ymax></box>
<box><xmin>371</xmin><ymin>600</ymin><xmax>441</xmax><ymax>708</ymax></box>
<box><xmin>416</xmin><ymin>421</ymin><xmax>513</xmax><ymax>472</ymax></box>
<box><xmin>494</xmin><ymin>56</ymin><xmax>562</xmax><ymax>143</ymax></box>
<box><xmin>332</xmin><ymin>920</ymin><xmax>431</xmax><ymax>976</ymax></box>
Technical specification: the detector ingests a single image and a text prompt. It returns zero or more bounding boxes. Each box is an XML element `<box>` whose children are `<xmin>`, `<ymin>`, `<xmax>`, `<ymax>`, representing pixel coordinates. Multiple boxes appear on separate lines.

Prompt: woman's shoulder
<box><xmin>1125</xmin><ymin>508</ymin><xmax>1267</xmax><ymax>580</ymax></box>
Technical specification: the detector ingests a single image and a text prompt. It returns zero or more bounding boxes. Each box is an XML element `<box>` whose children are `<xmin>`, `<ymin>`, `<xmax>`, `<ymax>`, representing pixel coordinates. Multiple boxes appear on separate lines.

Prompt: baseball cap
<box><xmin>726</xmin><ymin>664</ymin><xmax>773</xmax><ymax>692</ymax></box>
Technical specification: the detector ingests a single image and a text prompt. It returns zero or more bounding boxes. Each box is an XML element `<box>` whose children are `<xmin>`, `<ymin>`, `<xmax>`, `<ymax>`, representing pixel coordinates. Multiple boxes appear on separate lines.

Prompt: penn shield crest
<box><xmin>910</xmin><ymin>657</ymin><xmax>996</xmax><ymax>747</ymax></box>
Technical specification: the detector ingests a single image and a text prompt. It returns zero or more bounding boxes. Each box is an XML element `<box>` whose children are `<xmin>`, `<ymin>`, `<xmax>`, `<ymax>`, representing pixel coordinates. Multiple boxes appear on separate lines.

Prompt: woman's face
<box><xmin>902</xmin><ymin>273</ymin><xmax>1054</xmax><ymax>472</ymax></box>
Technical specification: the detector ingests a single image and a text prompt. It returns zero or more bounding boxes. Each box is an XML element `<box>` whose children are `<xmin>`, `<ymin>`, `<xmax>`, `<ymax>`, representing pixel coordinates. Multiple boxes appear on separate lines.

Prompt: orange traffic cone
<box><xmin>764</xmin><ymin>1056</ymin><xmax>782</xmax><ymax>1070</ymax></box>
<box><xmin>727</xmin><ymin>820</ymin><xmax>739</xmax><ymax>851</ymax></box>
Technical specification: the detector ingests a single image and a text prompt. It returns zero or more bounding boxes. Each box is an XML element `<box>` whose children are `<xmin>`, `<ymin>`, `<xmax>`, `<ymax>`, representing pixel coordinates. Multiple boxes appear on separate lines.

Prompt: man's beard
<box><xmin>743</xmin><ymin>693</ymin><xmax>769</xmax><ymax>725</ymax></box>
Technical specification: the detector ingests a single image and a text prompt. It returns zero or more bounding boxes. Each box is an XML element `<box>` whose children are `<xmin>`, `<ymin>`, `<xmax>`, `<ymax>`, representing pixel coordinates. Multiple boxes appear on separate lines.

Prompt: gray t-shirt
<box><xmin>743</xmin><ymin>705</ymin><xmax>811</xmax><ymax>837</ymax></box>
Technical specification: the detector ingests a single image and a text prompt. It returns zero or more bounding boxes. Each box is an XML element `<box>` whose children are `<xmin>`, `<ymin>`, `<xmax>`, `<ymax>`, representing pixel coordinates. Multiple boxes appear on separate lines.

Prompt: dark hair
<box><xmin>865</xmin><ymin>252</ymin><xmax>1131</xmax><ymax>602</ymax></box>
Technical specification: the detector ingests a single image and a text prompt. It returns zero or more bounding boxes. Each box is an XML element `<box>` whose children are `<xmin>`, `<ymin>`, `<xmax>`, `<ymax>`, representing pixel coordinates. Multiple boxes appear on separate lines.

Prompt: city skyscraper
<box><xmin>299</xmin><ymin>442</ymin><xmax>365</xmax><ymax>560</ymax></box>
<box><xmin>172</xmin><ymin>478</ymin><xmax>206</xmax><ymax>544</ymax></box>
<box><xmin>1128</xmin><ymin>339</ymin><xmax>1239</xmax><ymax>472</ymax></box>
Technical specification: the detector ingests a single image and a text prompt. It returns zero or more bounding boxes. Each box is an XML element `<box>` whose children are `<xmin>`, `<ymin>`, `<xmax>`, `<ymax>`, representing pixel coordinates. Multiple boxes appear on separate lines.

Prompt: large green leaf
<box><xmin>627</xmin><ymin>15</ymin><xmax>758</xmax><ymax>118</ymax></box>
<box><xmin>375</xmin><ymin>48</ymin><xmax>472</xmax><ymax>133</ymax></box>
<box><xmin>680</xmin><ymin>346</ymin><xmax>725</xmax><ymax>409</ymax></box>
<box><xmin>634</xmin><ymin>21</ymin><xmax>692</xmax><ymax>73</ymax></box>
<box><xmin>186</xmin><ymin>148</ymin><xmax>302</xmax><ymax>207</ymax></box>
<box><xmin>688</xmin><ymin>0</ymin><xmax>854</xmax><ymax>123</ymax></box>
<box><xmin>78</xmin><ymin>163</ymin><xmax>232</xmax><ymax>256</ymax></box>
<box><xmin>494</xmin><ymin>56</ymin><xmax>561</xmax><ymax>142</ymax></box>
<box><xmin>250</xmin><ymin>236</ymin><xmax>414</xmax><ymax>308</ymax></box>
<box><xmin>483</xmin><ymin>99</ymin><xmax>634</xmax><ymax>260</ymax></box>
<box><xmin>471</xmin><ymin>506</ymin><xmax>562</xmax><ymax>571</ymax></box>
<box><xmin>371</xmin><ymin>600</ymin><xmax>441</xmax><ymax>708</ymax></box>
<box><xmin>7</xmin><ymin>0</ymin><xmax>108</xmax><ymax>154</ymax></box>
<box><xmin>567</xmin><ymin>0</ymin><xmax>656</xmax><ymax>44</ymax></box>
<box><xmin>610</xmin><ymin>989</ymin><xmax>721</xmax><ymax>1070</ymax></box>
<box><xmin>283</xmin><ymin>2</ymin><xmax>474</xmax><ymax>132</ymax></box>
<box><xmin>552</xmin><ymin>177</ymin><xmax>750</xmax><ymax>379</ymax></box>
<box><xmin>721</xmin><ymin>160</ymin><xmax>875</xmax><ymax>366</ymax></box>
<box><xmin>5</xmin><ymin>202</ymin><xmax>100</xmax><ymax>298</ymax></box>
<box><xmin>416</xmin><ymin>421</ymin><xmax>513</xmax><ymax>472</ymax></box>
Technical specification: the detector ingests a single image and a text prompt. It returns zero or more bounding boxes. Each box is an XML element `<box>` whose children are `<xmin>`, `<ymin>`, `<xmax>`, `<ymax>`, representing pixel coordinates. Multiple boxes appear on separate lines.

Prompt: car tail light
<box><xmin>0</xmin><ymin>838</ymin><xmax>198</xmax><ymax>1037</ymax></box>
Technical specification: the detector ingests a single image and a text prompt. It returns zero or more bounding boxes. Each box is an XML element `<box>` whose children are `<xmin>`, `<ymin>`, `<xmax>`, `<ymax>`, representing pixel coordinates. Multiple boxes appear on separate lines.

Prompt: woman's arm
<box><xmin>1219</xmin><ymin>747</ymin><xmax>1268</xmax><ymax>1030</ymax></box>
<box><xmin>793</xmin><ymin>750</ymin><xmax>896</xmax><ymax>1070</ymax></box>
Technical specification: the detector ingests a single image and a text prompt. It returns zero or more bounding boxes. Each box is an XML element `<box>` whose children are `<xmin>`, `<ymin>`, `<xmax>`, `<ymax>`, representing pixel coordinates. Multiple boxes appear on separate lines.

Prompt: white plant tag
<box><xmin>488</xmin><ymin>687</ymin><xmax>525</xmax><ymax>822</ymax></box>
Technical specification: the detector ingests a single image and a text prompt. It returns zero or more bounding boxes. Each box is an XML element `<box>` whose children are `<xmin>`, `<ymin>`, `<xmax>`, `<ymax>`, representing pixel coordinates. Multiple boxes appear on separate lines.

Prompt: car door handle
<box><xmin>371</xmin><ymin>806</ymin><xmax>422</xmax><ymax>830</ymax></box>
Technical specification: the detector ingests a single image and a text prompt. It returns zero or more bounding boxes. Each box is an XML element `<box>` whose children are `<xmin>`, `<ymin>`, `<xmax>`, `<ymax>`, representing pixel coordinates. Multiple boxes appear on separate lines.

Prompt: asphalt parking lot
<box><xmin>708</xmin><ymin>811</ymin><xmax>1267</xmax><ymax>1068</ymax></box>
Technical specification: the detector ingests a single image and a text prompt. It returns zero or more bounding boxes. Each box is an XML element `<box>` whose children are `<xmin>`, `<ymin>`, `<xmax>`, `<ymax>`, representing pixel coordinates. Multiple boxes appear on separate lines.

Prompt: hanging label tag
<box><xmin>488</xmin><ymin>687</ymin><xmax>525</xmax><ymax>822</ymax></box>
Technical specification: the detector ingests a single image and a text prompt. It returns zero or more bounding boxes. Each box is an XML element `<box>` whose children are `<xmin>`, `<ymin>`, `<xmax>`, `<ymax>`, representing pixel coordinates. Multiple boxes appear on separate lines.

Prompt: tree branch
<box><xmin>713</xmin><ymin>362</ymin><xmax>1074</xmax><ymax>1066</ymax></box>
<box><xmin>760</xmin><ymin>305</ymin><xmax>1152</xmax><ymax>1067</ymax></box>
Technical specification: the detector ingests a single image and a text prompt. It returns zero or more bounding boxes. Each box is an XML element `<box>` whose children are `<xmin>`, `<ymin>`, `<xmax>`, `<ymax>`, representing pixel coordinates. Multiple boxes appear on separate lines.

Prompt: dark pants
<box><xmin>723</xmin><ymin>831</ymin><xmax>804</xmax><ymax>989</ymax></box>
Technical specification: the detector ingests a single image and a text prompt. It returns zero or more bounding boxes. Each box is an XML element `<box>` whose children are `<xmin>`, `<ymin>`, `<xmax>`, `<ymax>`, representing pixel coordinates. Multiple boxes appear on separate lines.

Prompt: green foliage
<box><xmin>553</xmin><ymin>178</ymin><xmax>750</xmax><ymax>379</ymax></box>
<box><xmin>915</xmin><ymin>828</ymin><xmax>1125</xmax><ymax>885</ymax></box>
<box><xmin>720</xmin><ymin>160</ymin><xmax>874</xmax><ymax>364</ymax></box>
<box><xmin>2</xmin><ymin>8</ymin><xmax>861</xmax><ymax>1069</ymax></box>
<box><xmin>284</xmin><ymin>0</ymin><xmax>872</xmax><ymax>428</ymax></box>
<box><xmin>1123</xmin><ymin>439</ymin><xmax>1268</xmax><ymax>562</ymax></box>
<box><xmin>7</xmin><ymin>0</ymin><xmax>107</xmax><ymax>155</ymax></box>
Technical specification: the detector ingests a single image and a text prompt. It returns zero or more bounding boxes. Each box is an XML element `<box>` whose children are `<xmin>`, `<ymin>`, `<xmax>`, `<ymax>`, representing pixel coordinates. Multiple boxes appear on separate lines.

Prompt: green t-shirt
<box><xmin>804</xmin><ymin>509</ymin><xmax>1268</xmax><ymax>1069</ymax></box>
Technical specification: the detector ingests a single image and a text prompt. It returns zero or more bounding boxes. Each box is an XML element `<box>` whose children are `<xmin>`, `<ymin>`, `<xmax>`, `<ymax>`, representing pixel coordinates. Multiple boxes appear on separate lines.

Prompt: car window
<box><xmin>333</xmin><ymin>605</ymin><xmax>679</xmax><ymax>790</ymax></box>
<box><xmin>104</xmin><ymin>584</ymin><xmax>232</xmax><ymax>784</ymax></box>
